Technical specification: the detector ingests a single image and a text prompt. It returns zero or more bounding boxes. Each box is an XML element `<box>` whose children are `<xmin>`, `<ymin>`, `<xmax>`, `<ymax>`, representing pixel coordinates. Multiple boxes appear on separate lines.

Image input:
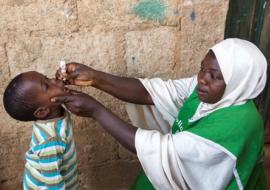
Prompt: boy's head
<box><xmin>3</xmin><ymin>71</ymin><xmax>68</xmax><ymax>121</ymax></box>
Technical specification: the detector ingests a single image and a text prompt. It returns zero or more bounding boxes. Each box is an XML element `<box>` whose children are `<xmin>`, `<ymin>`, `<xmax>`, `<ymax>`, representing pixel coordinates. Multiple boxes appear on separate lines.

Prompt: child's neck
<box><xmin>45</xmin><ymin>106</ymin><xmax>65</xmax><ymax>120</ymax></box>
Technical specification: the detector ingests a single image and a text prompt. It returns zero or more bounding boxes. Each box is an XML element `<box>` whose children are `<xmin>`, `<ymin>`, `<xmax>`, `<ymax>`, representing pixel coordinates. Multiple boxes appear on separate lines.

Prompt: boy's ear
<box><xmin>34</xmin><ymin>106</ymin><xmax>50</xmax><ymax>119</ymax></box>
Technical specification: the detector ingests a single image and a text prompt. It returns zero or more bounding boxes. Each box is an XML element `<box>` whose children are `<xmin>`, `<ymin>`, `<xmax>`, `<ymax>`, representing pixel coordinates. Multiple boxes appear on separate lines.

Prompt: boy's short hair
<box><xmin>3</xmin><ymin>74</ymin><xmax>38</xmax><ymax>121</ymax></box>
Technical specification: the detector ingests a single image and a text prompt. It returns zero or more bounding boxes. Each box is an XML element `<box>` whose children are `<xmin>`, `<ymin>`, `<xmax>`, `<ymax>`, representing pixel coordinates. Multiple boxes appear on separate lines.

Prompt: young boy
<box><xmin>3</xmin><ymin>71</ymin><xmax>79</xmax><ymax>190</ymax></box>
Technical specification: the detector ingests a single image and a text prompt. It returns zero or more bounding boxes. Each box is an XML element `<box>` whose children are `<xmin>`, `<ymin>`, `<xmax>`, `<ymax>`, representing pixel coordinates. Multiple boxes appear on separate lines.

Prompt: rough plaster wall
<box><xmin>0</xmin><ymin>0</ymin><xmax>229</xmax><ymax>189</ymax></box>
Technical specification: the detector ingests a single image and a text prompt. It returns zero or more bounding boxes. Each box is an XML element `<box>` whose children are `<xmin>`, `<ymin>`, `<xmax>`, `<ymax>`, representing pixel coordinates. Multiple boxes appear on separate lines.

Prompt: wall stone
<box><xmin>176</xmin><ymin>0</ymin><xmax>229</xmax><ymax>77</ymax></box>
<box><xmin>0</xmin><ymin>45</ymin><xmax>10</xmax><ymax>94</ymax></box>
<box><xmin>6</xmin><ymin>31</ymin><xmax>128</xmax><ymax>78</ymax></box>
<box><xmin>6</xmin><ymin>38</ymin><xmax>42</xmax><ymax>77</ymax></box>
<box><xmin>0</xmin><ymin>0</ymin><xmax>37</xmax><ymax>6</ymax></box>
<box><xmin>78</xmin><ymin>0</ymin><xmax>180</xmax><ymax>33</ymax></box>
<box><xmin>125</xmin><ymin>27</ymin><xmax>177</xmax><ymax>78</ymax></box>
<box><xmin>0</xmin><ymin>0</ymin><xmax>229</xmax><ymax>189</ymax></box>
<box><xmin>0</xmin><ymin>1</ymin><xmax>78</xmax><ymax>37</ymax></box>
<box><xmin>0</xmin><ymin>110</ymin><xmax>31</xmax><ymax>189</ymax></box>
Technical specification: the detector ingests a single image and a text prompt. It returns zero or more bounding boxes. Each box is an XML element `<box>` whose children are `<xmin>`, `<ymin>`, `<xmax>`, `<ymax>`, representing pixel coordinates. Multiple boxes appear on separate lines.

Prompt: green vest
<box><xmin>131</xmin><ymin>90</ymin><xmax>267</xmax><ymax>190</ymax></box>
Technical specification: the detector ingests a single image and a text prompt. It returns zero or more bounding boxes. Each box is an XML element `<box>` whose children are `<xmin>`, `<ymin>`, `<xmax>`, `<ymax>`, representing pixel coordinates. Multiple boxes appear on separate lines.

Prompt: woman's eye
<box><xmin>211</xmin><ymin>71</ymin><xmax>223</xmax><ymax>80</ymax></box>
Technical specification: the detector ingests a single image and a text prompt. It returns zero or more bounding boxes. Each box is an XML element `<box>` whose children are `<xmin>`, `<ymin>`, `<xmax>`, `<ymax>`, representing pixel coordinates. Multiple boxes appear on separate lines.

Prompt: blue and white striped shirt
<box><xmin>24</xmin><ymin>111</ymin><xmax>79</xmax><ymax>190</ymax></box>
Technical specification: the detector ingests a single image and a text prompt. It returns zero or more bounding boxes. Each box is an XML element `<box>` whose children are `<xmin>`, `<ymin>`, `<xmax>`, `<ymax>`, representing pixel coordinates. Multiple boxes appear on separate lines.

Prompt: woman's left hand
<box><xmin>51</xmin><ymin>89</ymin><xmax>137</xmax><ymax>153</ymax></box>
<box><xmin>51</xmin><ymin>90</ymin><xmax>102</xmax><ymax>118</ymax></box>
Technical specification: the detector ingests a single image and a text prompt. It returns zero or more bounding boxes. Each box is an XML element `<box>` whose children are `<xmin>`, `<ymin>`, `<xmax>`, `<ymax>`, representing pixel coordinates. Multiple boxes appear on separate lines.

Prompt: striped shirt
<box><xmin>24</xmin><ymin>111</ymin><xmax>79</xmax><ymax>190</ymax></box>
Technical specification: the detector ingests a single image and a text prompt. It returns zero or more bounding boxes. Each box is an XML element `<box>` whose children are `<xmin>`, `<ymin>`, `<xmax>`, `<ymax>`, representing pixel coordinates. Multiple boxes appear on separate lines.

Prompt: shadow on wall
<box><xmin>264</xmin><ymin>144</ymin><xmax>270</xmax><ymax>186</ymax></box>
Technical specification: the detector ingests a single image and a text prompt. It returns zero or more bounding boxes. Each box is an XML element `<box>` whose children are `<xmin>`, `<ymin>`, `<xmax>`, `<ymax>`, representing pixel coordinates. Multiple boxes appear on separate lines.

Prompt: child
<box><xmin>3</xmin><ymin>71</ymin><xmax>79</xmax><ymax>190</ymax></box>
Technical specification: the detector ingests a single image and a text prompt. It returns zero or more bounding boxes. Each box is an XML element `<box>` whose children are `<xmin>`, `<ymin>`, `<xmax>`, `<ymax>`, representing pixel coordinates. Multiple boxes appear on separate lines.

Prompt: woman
<box><xmin>52</xmin><ymin>38</ymin><xmax>267</xmax><ymax>189</ymax></box>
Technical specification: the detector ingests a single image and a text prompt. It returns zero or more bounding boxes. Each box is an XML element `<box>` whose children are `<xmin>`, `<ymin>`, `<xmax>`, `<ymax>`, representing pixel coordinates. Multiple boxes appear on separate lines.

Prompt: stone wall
<box><xmin>0</xmin><ymin>0</ymin><xmax>229</xmax><ymax>189</ymax></box>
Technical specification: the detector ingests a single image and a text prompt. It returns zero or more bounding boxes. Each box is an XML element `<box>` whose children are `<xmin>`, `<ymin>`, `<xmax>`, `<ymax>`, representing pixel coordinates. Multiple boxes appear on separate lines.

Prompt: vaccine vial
<box><xmin>60</xmin><ymin>60</ymin><xmax>66</xmax><ymax>74</ymax></box>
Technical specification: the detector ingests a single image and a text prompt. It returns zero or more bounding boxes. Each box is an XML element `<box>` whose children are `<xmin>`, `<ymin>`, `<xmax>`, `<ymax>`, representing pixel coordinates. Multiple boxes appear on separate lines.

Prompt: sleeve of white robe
<box><xmin>135</xmin><ymin>129</ymin><xmax>235</xmax><ymax>190</ymax></box>
<box><xmin>138</xmin><ymin>76</ymin><xmax>197</xmax><ymax>125</ymax></box>
<box><xmin>127</xmin><ymin>76</ymin><xmax>235</xmax><ymax>189</ymax></box>
<box><xmin>126</xmin><ymin>76</ymin><xmax>198</xmax><ymax>134</ymax></box>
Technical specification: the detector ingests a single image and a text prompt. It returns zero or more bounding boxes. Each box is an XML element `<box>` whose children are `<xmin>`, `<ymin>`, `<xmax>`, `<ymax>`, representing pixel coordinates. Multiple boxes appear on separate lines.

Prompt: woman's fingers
<box><xmin>55</xmin><ymin>63</ymin><xmax>76</xmax><ymax>81</ymax></box>
<box><xmin>56</xmin><ymin>62</ymin><xmax>95</xmax><ymax>86</ymax></box>
<box><xmin>51</xmin><ymin>90</ymin><xmax>102</xmax><ymax>118</ymax></box>
<box><xmin>68</xmin><ymin>89</ymin><xmax>82</xmax><ymax>95</ymax></box>
<box><xmin>55</xmin><ymin>69</ymin><xmax>64</xmax><ymax>80</ymax></box>
<box><xmin>74</xmin><ymin>79</ymin><xmax>93</xmax><ymax>86</ymax></box>
<box><xmin>66</xmin><ymin>63</ymin><xmax>77</xmax><ymax>72</ymax></box>
<box><xmin>51</xmin><ymin>95</ymin><xmax>72</xmax><ymax>104</ymax></box>
<box><xmin>51</xmin><ymin>88</ymin><xmax>85</xmax><ymax>104</ymax></box>
<box><xmin>63</xmin><ymin>71</ymin><xmax>93</xmax><ymax>86</ymax></box>
<box><xmin>65</xmin><ymin>71</ymin><xmax>79</xmax><ymax>82</ymax></box>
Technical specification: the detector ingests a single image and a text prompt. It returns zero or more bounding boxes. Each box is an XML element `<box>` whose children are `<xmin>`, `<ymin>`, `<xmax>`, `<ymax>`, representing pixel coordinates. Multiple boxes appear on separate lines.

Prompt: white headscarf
<box><xmin>190</xmin><ymin>38</ymin><xmax>267</xmax><ymax>122</ymax></box>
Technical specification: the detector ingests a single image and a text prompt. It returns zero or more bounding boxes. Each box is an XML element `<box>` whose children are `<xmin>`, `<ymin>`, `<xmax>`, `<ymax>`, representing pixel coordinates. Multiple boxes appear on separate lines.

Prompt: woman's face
<box><xmin>197</xmin><ymin>50</ymin><xmax>226</xmax><ymax>104</ymax></box>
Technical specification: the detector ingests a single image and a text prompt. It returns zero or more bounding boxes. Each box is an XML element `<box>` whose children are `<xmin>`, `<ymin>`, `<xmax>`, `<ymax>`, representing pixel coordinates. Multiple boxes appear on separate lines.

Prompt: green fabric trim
<box><xmin>244</xmin><ymin>162</ymin><xmax>268</xmax><ymax>190</ymax></box>
<box><xmin>172</xmin><ymin>88</ymin><xmax>265</xmax><ymax>189</ymax></box>
<box><xmin>130</xmin><ymin>171</ymin><xmax>155</xmax><ymax>190</ymax></box>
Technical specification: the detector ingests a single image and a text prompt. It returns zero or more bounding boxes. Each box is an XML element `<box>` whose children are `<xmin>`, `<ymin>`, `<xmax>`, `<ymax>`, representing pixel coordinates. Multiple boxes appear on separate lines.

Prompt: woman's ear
<box><xmin>34</xmin><ymin>106</ymin><xmax>50</xmax><ymax>119</ymax></box>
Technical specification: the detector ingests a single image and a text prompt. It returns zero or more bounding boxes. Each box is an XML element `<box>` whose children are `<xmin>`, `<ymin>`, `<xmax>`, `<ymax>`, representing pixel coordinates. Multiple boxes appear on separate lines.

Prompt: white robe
<box><xmin>126</xmin><ymin>39</ymin><xmax>267</xmax><ymax>190</ymax></box>
<box><xmin>126</xmin><ymin>77</ymin><xmax>236</xmax><ymax>190</ymax></box>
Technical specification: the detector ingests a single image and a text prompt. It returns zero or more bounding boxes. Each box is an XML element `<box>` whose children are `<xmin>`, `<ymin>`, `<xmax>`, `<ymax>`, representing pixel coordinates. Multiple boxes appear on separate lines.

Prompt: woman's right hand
<box><xmin>56</xmin><ymin>62</ymin><xmax>96</xmax><ymax>86</ymax></box>
<box><xmin>56</xmin><ymin>62</ymin><xmax>153</xmax><ymax>105</ymax></box>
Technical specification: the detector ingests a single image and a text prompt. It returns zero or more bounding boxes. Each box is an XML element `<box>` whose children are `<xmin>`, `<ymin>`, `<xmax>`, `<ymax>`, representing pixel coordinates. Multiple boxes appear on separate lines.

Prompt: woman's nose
<box><xmin>199</xmin><ymin>73</ymin><xmax>209</xmax><ymax>85</ymax></box>
<box><xmin>199</xmin><ymin>78</ymin><xmax>207</xmax><ymax>85</ymax></box>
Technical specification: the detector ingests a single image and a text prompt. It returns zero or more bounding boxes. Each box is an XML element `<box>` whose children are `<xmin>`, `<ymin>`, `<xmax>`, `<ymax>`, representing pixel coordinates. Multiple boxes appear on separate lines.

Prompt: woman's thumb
<box><xmin>74</xmin><ymin>79</ymin><xmax>93</xmax><ymax>86</ymax></box>
<box><xmin>51</xmin><ymin>96</ymin><xmax>71</xmax><ymax>103</ymax></box>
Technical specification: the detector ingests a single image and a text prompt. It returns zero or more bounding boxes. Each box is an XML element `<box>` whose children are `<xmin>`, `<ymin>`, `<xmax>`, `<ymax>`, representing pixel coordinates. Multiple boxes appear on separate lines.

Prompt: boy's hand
<box><xmin>51</xmin><ymin>90</ymin><xmax>102</xmax><ymax>118</ymax></box>
<box><xmin>56</xmin><ymin>62</ymin><xmax>95</xmax><ymax>86</ymax></box>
